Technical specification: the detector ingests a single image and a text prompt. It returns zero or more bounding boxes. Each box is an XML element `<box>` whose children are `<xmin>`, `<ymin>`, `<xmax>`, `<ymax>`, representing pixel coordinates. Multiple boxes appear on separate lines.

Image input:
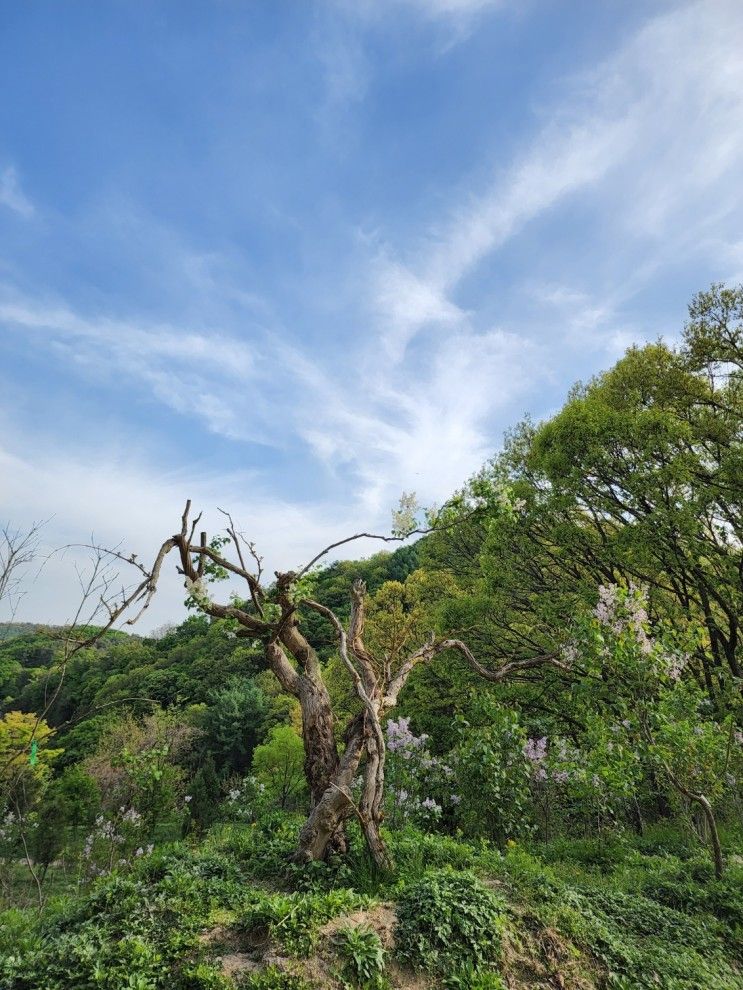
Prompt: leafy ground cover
<box><xmin>1</xmin><ymin>817</ymin><xmax>741</xmax><ymax>990</ymax></box>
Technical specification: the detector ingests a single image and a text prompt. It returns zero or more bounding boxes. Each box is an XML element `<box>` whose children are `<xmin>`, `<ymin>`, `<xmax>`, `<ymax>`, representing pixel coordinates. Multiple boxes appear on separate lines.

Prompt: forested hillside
<box><xmin>1</xmin><ymin>286</ymin><xmax>742</xmax><ymax>989</ymax></box>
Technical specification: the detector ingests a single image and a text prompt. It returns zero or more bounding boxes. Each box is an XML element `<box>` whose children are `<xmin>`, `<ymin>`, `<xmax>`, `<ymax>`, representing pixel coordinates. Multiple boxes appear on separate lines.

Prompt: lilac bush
<box><xmin>384</xmin><ymin>717</ymin><xmax>457</xmax><ymax>829</ymax></box>
<box><xmin>453</xmin><ymin>698</ymin><xmax>534</xmax><ymax>846</ymax></box>
<box><xmin>79</xmin><ymin>804</ymin><xmax>150</xmax><ymax>880</ymax></box>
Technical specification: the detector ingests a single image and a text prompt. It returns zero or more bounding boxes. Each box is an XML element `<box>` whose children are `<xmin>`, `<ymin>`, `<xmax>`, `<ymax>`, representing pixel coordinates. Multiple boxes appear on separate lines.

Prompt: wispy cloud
<box><xmin>0</xmin><ymin>272</ymin><xmax>543</xmax><ymax>524</ymax></box>
<box><xmin>0</xmin><ymin>165</ymin><xmax>34</xmax><ymax>218</ymax></box>
<box><xmin>0</xmin><ymin>293</ymin><xmax>265</xmax><ymax>441</ymax></box>
<box><xmin>0</xmin><ymin>436</ymin><xmax>389</xmax><ymax>630</ymax></box>
<box><xmin>335</xmin><ymin>0</ymin><xmax>510</xmax><ymax>26</ymax></box>
<box><xmin>371</xmin><ymin>0</ymin><xmax>743</xmax><ymax>360</ymax></box>
<box><xmin>372</xmin><ymin>259</ymin><xmax>468</xmax><ymax>361</ymax></box>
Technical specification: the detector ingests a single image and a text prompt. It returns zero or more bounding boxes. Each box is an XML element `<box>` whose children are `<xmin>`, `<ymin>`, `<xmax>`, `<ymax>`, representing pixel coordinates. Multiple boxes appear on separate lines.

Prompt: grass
<box><xmin>0</xmin><ymin>818</ymin><xmax>741</xmax><ymax>989</ymax></box>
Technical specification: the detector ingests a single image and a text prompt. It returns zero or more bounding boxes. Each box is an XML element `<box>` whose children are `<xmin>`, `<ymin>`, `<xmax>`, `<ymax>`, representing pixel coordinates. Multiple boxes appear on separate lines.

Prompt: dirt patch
<box><xmin>500</xmin><ymin>910</ymin><xmax>598</xmax><ymax>990</ymax></box>
<box><xmin>320</xmin><ymin>902</ymin><xmax>398</xmax><ymax>949</ymax></box>
<box><xmin>199</xmin><ymin>924</ymin><xmax>242</xmax><ymax>950</ymax></box>
<box><xmin>220</xmin><ymin>952</ymin><xmax>259</xmax><ymax>979</ymax></box>
<box><xmin>199</xmin><ymin>923</ymin><xmax>267</xmax><ymax>981</ymax></box>
<box><xmin>321</xmin><ymin>904</ymin><xmax>431</xmax><ymax>989</ymax></box>
<box><xmin>385</xmin><ymin>960</ymin><xmax>432</xmax><ymax>990</ymax></box>
<box><xmin>208</xmin><ymin>900</ymin><xmax>433</xmax><ymax>989</ymax></box>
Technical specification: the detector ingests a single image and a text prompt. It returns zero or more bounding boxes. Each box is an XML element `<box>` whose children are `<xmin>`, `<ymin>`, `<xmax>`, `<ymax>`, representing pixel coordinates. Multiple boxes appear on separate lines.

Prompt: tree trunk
<box><xmin>266</xmin><ymin>623</ymin><xmax>352</xmax><ymax>858</ymax></box>
<box><xmin>358</xmin><ymin>723</ymin><xmax>391</xmax><ymax>869</ymax></box>
<box><xmin>695</xmin><ymin>793</ymin><xmax>724</xmax><ymax>879</ymax></box>
<box><xmin>293</xmin><ymin>731</ymin><xmax>364</xmax><ymax>862</ymax></box>
<box><xmin>297</xmin><ymin>676</ymin><xmax>340</xmax><ymax>807</ymax></box>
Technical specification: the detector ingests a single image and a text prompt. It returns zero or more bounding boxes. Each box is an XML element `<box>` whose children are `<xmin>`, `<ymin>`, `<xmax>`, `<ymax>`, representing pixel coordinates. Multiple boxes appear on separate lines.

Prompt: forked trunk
<box><xmin>293</xmin><ymin>731</ymin><xmax>364</xmax><ymax>862</ymax></box>
<box><xmin>358</xmin><ymin>723</ymin><xmax>392</xmax><ymax>870</ymax></box>
<box><xmin>298</xmin><ymin>677</ymin><xmax>341</xmax><ymax>806</ymax></box>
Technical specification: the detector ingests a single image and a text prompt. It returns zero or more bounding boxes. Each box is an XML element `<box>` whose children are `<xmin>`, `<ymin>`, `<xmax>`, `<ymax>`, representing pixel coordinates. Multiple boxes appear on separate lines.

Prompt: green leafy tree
<box><xmin>202</xmin><ymin>676</ymin><xmax>270</xmax><ymax>775</ymax></box>
<box><xmin>453</xmin><ymin>696</ymin><xmax>533</xmax><ymax>846</ymax></box>
<box><xmin>566</xmin><ymin>582</ymin><xmax>738</xmax><ymax>875</ymax></box>
<box><xmin>185</xmin><ymin>753</ymin><xmax>222</xmax><ymax>832</ymax></box>
<box><xmin>252</xmin><ymin>726</ymin><xmax>307</xmax><ymax>811</ymax></box>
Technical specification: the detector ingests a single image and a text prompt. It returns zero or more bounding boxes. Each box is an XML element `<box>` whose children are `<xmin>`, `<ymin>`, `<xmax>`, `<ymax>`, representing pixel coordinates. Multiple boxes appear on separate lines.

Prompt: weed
<box><xmin>395</xmin><ymin>869</ymin><xmax>506</xmax><ymax>973</ymax></box>
<box><xmin>335</xmin><ymin>923</ymin><xmax>387</xmax><ymax>988</ymax></box>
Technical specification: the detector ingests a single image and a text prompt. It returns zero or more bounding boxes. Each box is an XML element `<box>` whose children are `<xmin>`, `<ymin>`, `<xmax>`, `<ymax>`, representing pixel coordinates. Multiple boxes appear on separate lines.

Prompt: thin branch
<box><xmin>440</xmin><ymin>639</ymin><xmax>570</xmax><ymax>683</ymax></box>
<box><xmin>295</xmin><ymin>507</ymin><xmax>480</xmax><ymax>579</ymax></box>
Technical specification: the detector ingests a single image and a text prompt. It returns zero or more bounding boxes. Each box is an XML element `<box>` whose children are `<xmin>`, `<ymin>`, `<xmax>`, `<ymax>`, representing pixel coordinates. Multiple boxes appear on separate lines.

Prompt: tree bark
<box><xmin>293</xmin><ymin>727</ymin><xmax>364</xmax><ymax>862</ymax></box>
<box><xmin>695</xmin><ymin>793</ymin><xmax>724</xmax><ymax>879</ymax></box>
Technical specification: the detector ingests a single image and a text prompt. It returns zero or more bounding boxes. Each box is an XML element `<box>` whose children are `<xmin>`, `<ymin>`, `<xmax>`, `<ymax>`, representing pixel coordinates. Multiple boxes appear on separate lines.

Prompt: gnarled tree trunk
<box><xmin>119</xmin><ymin>502</ymin><xmax>566</xmax><ymax>868</ymax></box>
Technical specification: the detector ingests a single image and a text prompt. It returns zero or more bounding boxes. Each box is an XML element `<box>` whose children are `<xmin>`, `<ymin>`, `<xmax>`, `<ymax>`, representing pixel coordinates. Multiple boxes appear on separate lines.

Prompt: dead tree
<box><xmin>107</xmin><ymin>500</ymin><xmax>568</xmax><ymax>866</ymax></box>
<box><xmin>0</xmin><ymin>521</ymin><xmax>45</xmax><ymax>620</ymax></box>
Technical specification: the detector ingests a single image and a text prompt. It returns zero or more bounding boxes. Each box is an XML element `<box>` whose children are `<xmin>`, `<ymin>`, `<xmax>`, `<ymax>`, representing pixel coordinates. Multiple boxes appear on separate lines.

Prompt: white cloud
<box><xmin>314</xmin><ymin>15</ymin><xmax>371</xmax><ymax>108</ymax></box>
<box><xmin>0</xmin><ymin>437</ymin><xmax>393</xmax><ymax>631</ymax></box>
<box><xmin>368</xmin><ymin>121</ymin><xmax>629</xmax><ymax>363</ymax></box>
<box><xmin>370</xmin><ymin>0</ymin><xmax>743</xmax><ymax>358</ymax></box>
<box><xmin>295</xmin><ymin>322</ymin><xmax>544</xmax><ymax>519</ymax></box>
<box><xmin>0</xmin><ymin>293</ymin><xmax>264</xmax><ymax>441</ymax></box>
<box><xmin>0</xmin><ymin>166</ymin><xmax>34</xmax><ymax>218</ymax></box>
<box><xmin>336</xmin><ymin>0</ymin><xmax>509</xmax><ymax>24</ymax></box>
<box><xmin>0</xmin><ymin>279</ymin><xmax>536</xmax><ymax>534</ymax></box>
<box><xmin>426</xmin><ymin>122</ymin><xmax>629</xmax><ymax>291</ymax></box>
<box><xmin>390</xmin><ymin>0</ymin><xmax>507</xmax><ymax>18</ymax></box>
<box><xmin>373</xmin><ymin>259</ymin><xmax>467</xmax><ymax>360</ymax></box>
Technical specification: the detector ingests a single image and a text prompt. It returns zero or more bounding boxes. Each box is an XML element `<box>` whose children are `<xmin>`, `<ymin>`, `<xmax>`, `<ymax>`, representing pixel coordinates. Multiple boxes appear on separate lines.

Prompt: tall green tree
<box><xmin>201</xmin><ymin>676</ymin><xmax>270</xmax><ymax>775</ymax></box>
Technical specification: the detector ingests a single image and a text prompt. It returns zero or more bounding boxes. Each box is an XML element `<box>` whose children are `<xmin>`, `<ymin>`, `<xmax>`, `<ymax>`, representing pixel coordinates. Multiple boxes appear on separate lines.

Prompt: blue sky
<box><xmin>2</xmin><ymin>0</ymin><xmax>743</xmax><ymax>628</ymax></box>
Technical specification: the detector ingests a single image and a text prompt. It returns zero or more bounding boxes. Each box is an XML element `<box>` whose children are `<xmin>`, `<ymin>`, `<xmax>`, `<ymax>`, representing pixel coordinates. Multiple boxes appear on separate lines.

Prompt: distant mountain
<box><xmin>0</xmin><ymin>621</ymin><xmax>54</xmax><ymax>640</ymax></box>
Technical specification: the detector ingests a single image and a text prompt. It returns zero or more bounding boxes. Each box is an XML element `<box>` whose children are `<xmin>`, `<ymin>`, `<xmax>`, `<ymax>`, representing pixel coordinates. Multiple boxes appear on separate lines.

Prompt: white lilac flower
<box><xmin>594</xmin><ymin>585</ymin><xmax>619</xmax><ymax>625</ymax></box>
<box><xmin>523</xmin><ymin>737</ymin><xmax>548</xmax><ymax>763</ymax></box>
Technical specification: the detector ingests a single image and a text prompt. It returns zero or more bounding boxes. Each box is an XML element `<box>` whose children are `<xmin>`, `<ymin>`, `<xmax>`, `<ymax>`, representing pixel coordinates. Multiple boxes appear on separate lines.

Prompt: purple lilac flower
<box><xmin>523</xmin><ymin>737</ymin><xmax>547</xmax><ymax>763</ymax></box>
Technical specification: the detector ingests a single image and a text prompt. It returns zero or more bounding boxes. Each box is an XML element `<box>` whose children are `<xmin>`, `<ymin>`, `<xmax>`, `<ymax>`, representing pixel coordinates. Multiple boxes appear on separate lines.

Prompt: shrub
<box><xmin>335</xmin><ymin>923</ymin><xmax>386</xmax><ymax>988</ymax></box>
<box><xmin>637</xmin><ymin>856</ymin><xmax>743</xmax><ymax>934</ymax></box>
<box><xmin>395</xmin><ymin>869</ymin><xmax>506</xmax><ymax>973</ymax></box>
<box><xmin>239</xmin><ymin>888</ymin><xmax>373</xmax><ymax>956</ymax></box>
<box><xmin>391</xmin><ymin>828</ymin><xmax>486</xmax><ymax>879</ymax></box>
<box><xmin>538</xmin><ymin>835</ymin><xmax>629</xmax><ymax>871</ymax></box>
<box><xmin>453</xmin><ymin>698</ymin><xmax>534</xmax><ymax>846</ymax></box>
<box><xmin>442</xmin><ymin>963</ymin><xmax>507</xmax><ymax>990</ymax></box>
<box><xmin>252</xmin><ymin>727</ymin><xmax>307</xmax><ymax>811</ymax></box>
<box><xmin>214</xmin><ymin>815</ymin><xmax>304</xmax><ymax>883</ymax></box>
<box><xmin>237</xmin><ymin>967</ymin><xmax>311</xmax><ymax>990</ymax></box>
<box><xmin>496</xmin><ymin>846</ymin><xmax>562</xmax><ymax>900</ymax></box>
<box><xmin>553</xmin><ymin>886</ymin><xmax>740</xmax><ymax>989</ymax></box>
<box><xmin>179</xmin><ymin>962</ymin><xmax>236</xmax><ymax>989</ymax></box>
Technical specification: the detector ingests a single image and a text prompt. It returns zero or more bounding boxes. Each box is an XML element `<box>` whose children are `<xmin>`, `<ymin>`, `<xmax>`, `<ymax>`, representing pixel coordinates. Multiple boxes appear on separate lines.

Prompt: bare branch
<box><xmin>438</xmin><ymin>639</ymin><xmax>570</xmax><ymax>683</ymax></box>
<box><xmin>0</xmin><ymin>535</ymin><xmax>180</xmax><ymax>791</ymax></box>
<box><xmin>295</xmin><ymin>506</ymin><xmax>480</xmax><ymax>579</ymax></box>
<box><xmin>217</xmin><ymin>507</ymin><xmax>266</xmax><ymax>616</ymax></box>
<box><xmin>303</xmin><ymin>599</ymin><xmax>370</xmax><ymax>701</ymax></box>
<box><xmin>0</xmin><ymin>520</ymin><xmax>46</xmax><ymax>620</ymax></box>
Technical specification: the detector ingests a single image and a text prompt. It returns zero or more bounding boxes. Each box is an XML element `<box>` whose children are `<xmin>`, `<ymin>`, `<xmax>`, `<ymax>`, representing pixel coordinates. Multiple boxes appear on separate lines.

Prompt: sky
<box><xmin>2</xmin><ymin>0</ymin><xmax>743</xmax><ymax>630</ymax></box>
